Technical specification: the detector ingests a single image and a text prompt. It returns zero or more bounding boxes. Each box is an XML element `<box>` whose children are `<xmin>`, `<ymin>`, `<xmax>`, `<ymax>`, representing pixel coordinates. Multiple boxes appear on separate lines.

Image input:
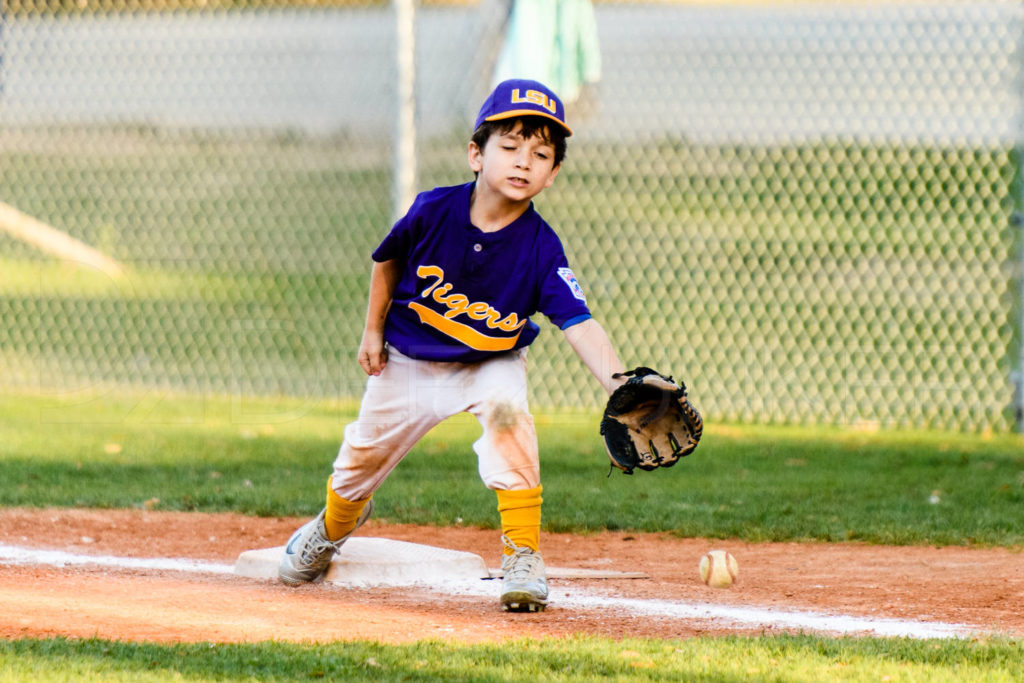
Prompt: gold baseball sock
<box><xmin>495</xmin><ymin>485</ymin><xmax>543</xmax><ymax>554</ymax></box>
<box><xmin>324</xmin><ymin>477</ymin><xmax>371</xmax><ymax>542</ymax></box>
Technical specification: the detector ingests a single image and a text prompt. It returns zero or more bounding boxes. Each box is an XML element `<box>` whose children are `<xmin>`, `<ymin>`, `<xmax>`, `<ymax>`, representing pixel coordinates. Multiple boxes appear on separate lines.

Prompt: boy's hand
<box><xmin>357</xmin><ymin>332</ymin><xmax>388</xmax><ymax>376</ymax></box>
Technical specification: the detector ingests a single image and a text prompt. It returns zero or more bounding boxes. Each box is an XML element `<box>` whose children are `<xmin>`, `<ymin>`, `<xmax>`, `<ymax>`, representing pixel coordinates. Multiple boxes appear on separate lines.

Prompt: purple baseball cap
<box><xmin>474</xmin><ymin>79</ymin><xmax>573</xmax><ymax>137</ymax></box>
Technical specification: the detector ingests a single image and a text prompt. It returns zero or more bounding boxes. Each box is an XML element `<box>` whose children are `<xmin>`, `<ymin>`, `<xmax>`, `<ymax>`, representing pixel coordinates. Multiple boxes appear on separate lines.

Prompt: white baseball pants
<box><xmin>330</xmin><ymin>346</ymin><xmax>539</xmax><ymax>500</ymax></box>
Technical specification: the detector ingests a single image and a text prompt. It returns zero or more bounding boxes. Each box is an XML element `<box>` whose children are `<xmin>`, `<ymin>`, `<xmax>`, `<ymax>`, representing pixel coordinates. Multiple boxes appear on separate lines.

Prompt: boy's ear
<box><xmin>543</xmin><ymin>162</ymin><xmax>561</xmax><ymax>188</ymax></box>
<box><xmin>467</xmin><ymin>141</ymin><xmax>483</xmax><ymax>173</ymax></box>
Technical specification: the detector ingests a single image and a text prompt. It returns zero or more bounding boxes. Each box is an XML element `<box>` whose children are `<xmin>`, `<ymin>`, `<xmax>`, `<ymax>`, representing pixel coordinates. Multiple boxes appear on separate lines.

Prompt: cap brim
<box><xmin>484</xmin><ymin>109</ymin><xmax>573</xmax><ymax>137</ymax></box>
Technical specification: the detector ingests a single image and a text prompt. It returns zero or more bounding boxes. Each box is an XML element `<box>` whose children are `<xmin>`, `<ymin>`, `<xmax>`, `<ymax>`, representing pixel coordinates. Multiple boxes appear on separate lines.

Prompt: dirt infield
<box><xmin>0</xmin><ymin>507</ymin><xmax>1021</xmax><ymax>644</ymax></box>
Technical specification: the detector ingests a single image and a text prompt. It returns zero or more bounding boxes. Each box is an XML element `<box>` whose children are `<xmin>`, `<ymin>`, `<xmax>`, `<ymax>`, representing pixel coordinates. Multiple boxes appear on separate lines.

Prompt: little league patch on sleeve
<box><xmin>557</xmin><ymin>267</ymin><xmax>587</xmax><ymax>301</ymax></box>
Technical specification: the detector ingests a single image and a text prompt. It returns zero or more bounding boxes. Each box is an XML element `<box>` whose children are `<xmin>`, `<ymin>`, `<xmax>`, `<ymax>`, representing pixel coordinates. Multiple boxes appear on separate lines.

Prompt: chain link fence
<box><xmin>0</xmin><ymin>1</ymin><xmax>1021</xmax><ymax>431</ymax></box>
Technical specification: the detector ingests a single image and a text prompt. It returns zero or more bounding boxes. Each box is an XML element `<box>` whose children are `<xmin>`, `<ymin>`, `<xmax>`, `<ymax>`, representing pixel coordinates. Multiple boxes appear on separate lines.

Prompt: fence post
<box><xmin>393</xmin><ymin>0</ymin><xmax>417</xmax><ymax>221</ymax></box>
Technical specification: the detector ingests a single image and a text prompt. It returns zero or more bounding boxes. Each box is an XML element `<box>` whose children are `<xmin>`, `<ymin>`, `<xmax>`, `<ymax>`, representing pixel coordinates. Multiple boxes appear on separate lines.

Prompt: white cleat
<box><xmin>500</xmin><ymin>535</ymin><xmax>548</xmax><ymax>613</ymax></box>
<box><xmin>278</xmin><ymin>500</ymin><xmax>373</xmax><ymax>586</ymax></box>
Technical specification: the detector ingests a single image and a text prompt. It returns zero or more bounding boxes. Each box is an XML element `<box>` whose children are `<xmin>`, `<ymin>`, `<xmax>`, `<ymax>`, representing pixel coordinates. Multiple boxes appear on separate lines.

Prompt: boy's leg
<box><xmin>467</xmin><ymin>350</ymin><xmax>548</xmax><ymax>611</ymax></box>
<box><xmin>279</xmin><ymin>349</ymin><xmax>443</xmax><ymax>585</ymax></box>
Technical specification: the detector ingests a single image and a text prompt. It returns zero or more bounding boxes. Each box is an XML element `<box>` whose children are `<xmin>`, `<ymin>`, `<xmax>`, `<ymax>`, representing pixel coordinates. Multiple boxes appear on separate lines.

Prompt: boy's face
<box><xmin>468</xmin><ymin>121</ymin><xmax>561</xmax><ymax>205</ymax></box>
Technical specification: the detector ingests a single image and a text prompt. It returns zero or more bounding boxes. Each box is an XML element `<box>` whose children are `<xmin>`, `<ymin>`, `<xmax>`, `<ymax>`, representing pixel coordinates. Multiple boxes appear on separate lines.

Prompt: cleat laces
<box><xmin>501</xmin><ymin>535</ymin><xmax>544</xmax><ymax>581</ymax></box>
<box><xmin>298</xmin><ymin>538</ymin><xmax>336</xmax><ymax>567</ymax></box>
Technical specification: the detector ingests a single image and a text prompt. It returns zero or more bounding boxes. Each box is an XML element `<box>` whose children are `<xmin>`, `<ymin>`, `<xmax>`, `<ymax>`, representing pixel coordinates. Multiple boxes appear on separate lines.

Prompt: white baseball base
<box><xmin>234</xmin><ymin>537</ymin><xmax>490</xmax><ymax>587</ymax></box>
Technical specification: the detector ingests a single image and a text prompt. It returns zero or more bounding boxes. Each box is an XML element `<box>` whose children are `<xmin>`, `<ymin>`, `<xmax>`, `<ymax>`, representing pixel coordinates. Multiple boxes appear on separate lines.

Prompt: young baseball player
<box><xmin>279</xmin><ymin>78</ymin><xmax>626</xmax><ymax>612</ymax></box>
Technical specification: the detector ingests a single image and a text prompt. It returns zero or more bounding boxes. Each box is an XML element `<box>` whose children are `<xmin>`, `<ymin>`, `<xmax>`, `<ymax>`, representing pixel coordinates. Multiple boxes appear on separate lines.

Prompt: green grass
<box><xmin>1</xmin><ymin>390</ymin><xmax>1022</xmax><ymax>546</ymax></box>
<box><xmin>1</xmin><ymin>635</ymin><xmax>1022</xmax><ymax>682</ymax></box>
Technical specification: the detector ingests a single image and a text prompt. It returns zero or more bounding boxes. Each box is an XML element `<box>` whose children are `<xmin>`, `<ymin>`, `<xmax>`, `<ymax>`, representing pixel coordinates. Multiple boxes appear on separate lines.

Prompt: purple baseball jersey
<box><xmin>372</xmin><ymin>182</ymin><xmax>591</xmax><ymax>362</ymax></box>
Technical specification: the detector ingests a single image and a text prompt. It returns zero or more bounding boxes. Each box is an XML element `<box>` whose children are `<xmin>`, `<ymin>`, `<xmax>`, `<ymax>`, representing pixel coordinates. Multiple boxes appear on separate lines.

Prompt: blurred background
<box><xmin>0</xmin><ymin>0</ymin><xmax>1021</xmax><ymax>431</ymax></box>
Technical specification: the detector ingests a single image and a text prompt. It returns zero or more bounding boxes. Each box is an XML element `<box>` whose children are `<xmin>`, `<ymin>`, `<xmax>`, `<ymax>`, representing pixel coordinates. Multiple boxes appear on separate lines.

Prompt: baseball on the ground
<box><xmin>699</xmin><ymin>549</ymin><xmax>738</xmax><ymax>588</ymax></box>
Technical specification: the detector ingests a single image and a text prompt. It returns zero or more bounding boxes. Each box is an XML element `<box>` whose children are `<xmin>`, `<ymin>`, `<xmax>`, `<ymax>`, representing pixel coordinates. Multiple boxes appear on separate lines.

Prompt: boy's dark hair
<box><xmin>471</xmin><ymin>115</ymin><xmax>568</xmax><ymax>168</ymax></box>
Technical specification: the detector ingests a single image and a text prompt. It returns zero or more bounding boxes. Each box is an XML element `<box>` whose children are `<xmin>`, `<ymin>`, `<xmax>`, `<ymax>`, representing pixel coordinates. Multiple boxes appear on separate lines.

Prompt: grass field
<box><xmin>1</xmin><ymin>390</ymin><xmax>1024</xmax><ymax>680</ymax></box>
<box><xmin>2</xmin><ymin>634</ymin><xmax>1023</xmax><ymax>682</ymax></box>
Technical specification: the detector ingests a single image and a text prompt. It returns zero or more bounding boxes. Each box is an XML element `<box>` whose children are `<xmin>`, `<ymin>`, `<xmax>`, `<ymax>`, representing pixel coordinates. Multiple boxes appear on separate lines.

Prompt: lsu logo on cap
<box><xmin>511</xmin><ymin>88</ymin><xmax>557</xmax><ymax>115</ymax></box>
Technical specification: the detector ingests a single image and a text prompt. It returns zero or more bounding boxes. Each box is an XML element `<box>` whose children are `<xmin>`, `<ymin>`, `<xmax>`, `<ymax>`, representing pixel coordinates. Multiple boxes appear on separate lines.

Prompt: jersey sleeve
<box><xmin>372</xmin><ymin>216</ymin><xmax>412</xmax><ymax>262</ymax></box>
<box><xmin>536</xmin><ymin>248</ymin><xmax>592</xmax><ymax>329</ymax></box>
<box><xmin>372</xmin><ymin>192</ymin><xmax>431</xmax><ymax>262</ymax></box>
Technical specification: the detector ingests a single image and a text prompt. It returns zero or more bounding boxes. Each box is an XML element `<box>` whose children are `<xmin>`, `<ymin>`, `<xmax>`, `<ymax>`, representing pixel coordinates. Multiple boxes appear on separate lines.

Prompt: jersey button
<box><xmin>473</xmin><ymin>243</ymin><xmax>483</xmax><ymax>252</ymax></box>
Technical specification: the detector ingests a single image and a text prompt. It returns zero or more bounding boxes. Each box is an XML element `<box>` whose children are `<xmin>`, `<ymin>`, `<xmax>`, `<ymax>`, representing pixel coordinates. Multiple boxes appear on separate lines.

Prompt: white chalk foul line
<box><xmin>0</xmin><ymin>544</ymin><xmax>977</xmax><ymax>639</ymax></box>
<box><xmin>554</xmin><ymin>593</ymin><xmax>974</xmax><ymax>640</ymax></box>
<box><xmin>0</xmin><ymin>544</ymin><xmax>234</xmax><ymax>575</ymax></box>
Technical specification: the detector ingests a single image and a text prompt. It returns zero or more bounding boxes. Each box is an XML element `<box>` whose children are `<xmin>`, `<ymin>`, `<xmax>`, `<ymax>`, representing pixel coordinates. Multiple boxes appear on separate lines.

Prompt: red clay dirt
<box><xmin>0</xmin><ymin>507</ymin><xmax>1021</xmax><ymax>644</ymax></box>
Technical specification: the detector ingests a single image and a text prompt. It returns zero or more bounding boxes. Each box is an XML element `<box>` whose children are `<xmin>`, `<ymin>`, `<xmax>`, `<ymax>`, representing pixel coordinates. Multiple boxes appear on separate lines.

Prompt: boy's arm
<box><xmin>358</xmin><ymin>259</ymin><xmax>401</xmax><ymax>376</ymax></box>
<box><xmin>563</xmin><ymin>318</ymin><xmax>627</xmax><ymax>395</ymax></box>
